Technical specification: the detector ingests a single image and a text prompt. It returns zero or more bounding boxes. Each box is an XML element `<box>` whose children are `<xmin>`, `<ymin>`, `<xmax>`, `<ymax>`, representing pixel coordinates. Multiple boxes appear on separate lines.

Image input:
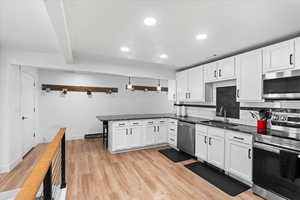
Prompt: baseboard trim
<box><xmin>110</xmin><ymin>143</ymin><xmax>168</xmax><ymax>154</ymax></box>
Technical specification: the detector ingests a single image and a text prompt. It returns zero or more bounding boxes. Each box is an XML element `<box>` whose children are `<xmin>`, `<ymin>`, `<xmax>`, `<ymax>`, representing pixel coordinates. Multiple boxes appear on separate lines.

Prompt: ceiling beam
<box><xmin>44</xmin><ymin>0</ymin><xmax>73</xmax><ymax>64</ymax></box>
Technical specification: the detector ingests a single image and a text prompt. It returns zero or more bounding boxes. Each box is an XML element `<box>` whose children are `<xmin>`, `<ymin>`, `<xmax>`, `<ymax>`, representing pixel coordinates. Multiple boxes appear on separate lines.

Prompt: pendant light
<box><xmin>126</xmin><ymin>77</ymin><xmax>134</xmax><ymax>91</ymax></box>
<box><xmin>156</xmin><ymin>79</ymin><xmax>162</xmax><ymax>92</ymax></box>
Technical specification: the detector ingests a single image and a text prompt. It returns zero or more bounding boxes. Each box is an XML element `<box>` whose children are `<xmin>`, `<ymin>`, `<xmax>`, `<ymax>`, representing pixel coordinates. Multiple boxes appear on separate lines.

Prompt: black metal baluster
<box><xmin>43</xmin><ymin>165</ymin><xmax>52</xmax><ymax>200</ymax></box>
<box><xmin>61</xmin><ymin>133</ymin><xmax>66</xmax><ymax>189</ymax></box>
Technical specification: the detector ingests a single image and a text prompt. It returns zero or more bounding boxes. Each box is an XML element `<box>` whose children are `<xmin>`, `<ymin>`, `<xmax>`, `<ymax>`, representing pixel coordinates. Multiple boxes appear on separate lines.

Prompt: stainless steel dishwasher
<box><xmin>178</xmin><ymin>120</ymin><xmax>195</xmax><ymax>156</ymax></box>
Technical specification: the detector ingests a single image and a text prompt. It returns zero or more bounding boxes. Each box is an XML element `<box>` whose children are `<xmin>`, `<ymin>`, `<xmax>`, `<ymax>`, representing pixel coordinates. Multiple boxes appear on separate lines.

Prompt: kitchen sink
<box><xmin>200</xmin><ymin>120</ymin><xmax>238</xmax><ymax>127</ymax></box>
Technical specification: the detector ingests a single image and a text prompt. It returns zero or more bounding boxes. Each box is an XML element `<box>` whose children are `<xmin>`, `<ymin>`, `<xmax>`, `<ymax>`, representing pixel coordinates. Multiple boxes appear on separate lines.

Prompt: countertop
<box><xmin>96</xmin><ymin>113</ymin><xmax>288</xmax><ymax>137</ymax></box>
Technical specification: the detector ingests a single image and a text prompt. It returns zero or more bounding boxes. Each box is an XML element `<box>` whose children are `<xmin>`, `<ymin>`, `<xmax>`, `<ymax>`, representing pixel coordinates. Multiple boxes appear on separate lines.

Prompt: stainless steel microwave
<box><xmin>263</xmin><ymin>69</ymin><xmax>300</xmax><ymax>100</ymax></box>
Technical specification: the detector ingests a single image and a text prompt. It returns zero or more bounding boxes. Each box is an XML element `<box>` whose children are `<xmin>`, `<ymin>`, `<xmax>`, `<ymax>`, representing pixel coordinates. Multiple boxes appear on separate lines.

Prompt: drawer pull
<box><xmin>170</xmin><ymin>129</ymin><xmax>175</xmax><ymax>131</ymax></box>
<box><xmin>170</xmin><ymin>138</ymin><xmax>175</xmax><ymax>142</ymax></box>
<box><xmin>133</xmin><ymin>122</ymin><xmax>139</xmax><ymax>125</ymax></box>
<box><xmin>233</xmin><ymin>136</ymin><xmax>244</xmax><ymax>140</ymax></box>
<box><xmin>119</xmin><ymin>123</ymin><xmax>125</xmax><ymax>126</ymax></box>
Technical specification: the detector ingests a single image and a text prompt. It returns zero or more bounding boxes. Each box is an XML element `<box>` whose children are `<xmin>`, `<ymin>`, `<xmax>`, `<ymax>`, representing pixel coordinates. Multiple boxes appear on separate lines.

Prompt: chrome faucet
<box><xmin>219</xmin><ymin>106</ymin><xmax>229</xmax><ymax>123</ymax></box>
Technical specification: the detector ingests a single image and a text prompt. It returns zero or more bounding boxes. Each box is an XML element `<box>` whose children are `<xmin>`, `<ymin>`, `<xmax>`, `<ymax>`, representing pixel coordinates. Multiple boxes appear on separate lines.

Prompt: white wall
<box><xmin>38</xmin><ymin>69</ymin><xmax>173</xmax><ymax>141</ymax></box>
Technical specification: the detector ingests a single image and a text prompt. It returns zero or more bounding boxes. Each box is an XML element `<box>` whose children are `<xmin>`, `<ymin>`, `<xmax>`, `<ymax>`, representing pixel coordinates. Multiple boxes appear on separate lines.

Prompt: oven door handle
<box><xmin>254</xmin><ymin>142</ymin><xmax>300</xmax><ymax>155</ymax></box>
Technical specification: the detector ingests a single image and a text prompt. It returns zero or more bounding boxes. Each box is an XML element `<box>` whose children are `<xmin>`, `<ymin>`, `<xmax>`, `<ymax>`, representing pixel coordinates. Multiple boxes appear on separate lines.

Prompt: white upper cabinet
<box><xmin>188</xmin><ymin>67</ymin><xmax>205</xmax><ymax>102</ymax></box>
<box><xmin>236</xmin><ymin>49</ymin><xmax>263</xmax><ymax>102</ymax></box>
<box><xmin>295</xmin><ymin>37</ymin><xmax>300</xmax><ymax>69</ymax></box>
<box><xmin>176</xmin><ymin>71</ymin><xmax>188</xmax><ymax>101</ymax></box>
<box><xmin>217</xmin><ymin>57</ymin><xmax>236</xmax><ymax>80</ymax></box>
<box><xmin>167</xmin><ymin>80</ymin><xmax>176</xmax><ymax>101</ymax></box>
<box><xmin>204</xmin><ymin>57</ymin><xmax>236</xmax><ymax>83</ymax></box>
<box><xmin>204</xmin><ymin>62</ymin><xmax>218</xmax><ymax>82</ymax></box>
<box><xmin>263</xmin><ymin>39</ymin><xmax>294</xmax><ymax>73</ymax></box>
<box><xmin>176</xmin><ymin>66</ymin><xmax>205</xmax><ymax>102</ymax></box>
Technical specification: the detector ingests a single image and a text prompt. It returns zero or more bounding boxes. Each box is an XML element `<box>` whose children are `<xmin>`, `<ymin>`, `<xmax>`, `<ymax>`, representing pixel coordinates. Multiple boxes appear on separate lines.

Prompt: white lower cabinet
<box><xmin>207</xmin><ymin>134</ymin><xmax>225</xmax><ymax>170</ymax></box>
<box><xmin>195</xmin><ymin>131</ymin><xmax>208</xmax><ymax>161</ymax></box>
<box><xmin>225</xmin><ymin>130</ymin><xmax>253</xmax><ymax>184</ymax></box>
<box><xmin>111</xmin><ymin>118</ymin><xmax>171</xmax><ymax>152</ymax></box>
<box><xmin>195</xmin><ymin>125</ymin><xmax>225</xmax><ymax>170</ymax></box>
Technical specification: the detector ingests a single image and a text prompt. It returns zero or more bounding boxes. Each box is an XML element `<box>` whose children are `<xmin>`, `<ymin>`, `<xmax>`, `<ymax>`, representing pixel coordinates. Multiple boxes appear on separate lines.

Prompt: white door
<box><xmin>207</xmin><ymin>135</ymin><xmax>225</xmax><ymax>170</ymax></box>
<box><xmin>21</xmin><ymin>72</ymin><xmax>36</xmax><ymax>155</ymax></box>
<box><xmin>114</xmin><ymin>128</ymin><xmax>128</xmax><ymax>150</ymax></box>
<box><xmin>168</xmin><ymin>80</ymin><xmax>176</xmax><ymax>101</ymax></box>
<box><xmin>263</xmin><ymin>40</ymin><xmax>294</xmax><ymax>72</ymax></box>
<box><xmin>130</xmin><ymin>127</ymin><xmax>142</xmax><ymax>148</ymax></box>
<box><xmin>204</xmin><ymin>63</ymin><xmax>217</xmax><ymax>82</ymax></box>
<box><xmin>236</xmin><ymin>49</ymin><xmax>263</xmax><ymax>102</ymax></box>
<box><xmin>295</xmin><ymin>37</ymin><xmax>300</xmax><ymax>69</ymax></box>
<box><xmin>188</xmin><ymin>67</ymin><xmax>205</xmax><ymax>101</ymax></box>
<box><xmin>195</xmin><ymin>132</ymin><xmax>208</xmax><ymax>161</ymax></box>
<box><xmin>157</xmin><ymin>125</ymin><xmax>168</xmax><ymax>144</ymax></box>
<box><xmin>217</xmin><ymin>57</ymin><xmax>236</xmax><ymax>80</ymax></box>
<box><xmin>145</xmin><ymin>126</ymin><xmax>155</xmax><ymax>146</ymax></box>
<box><xmin>227</xmin><ymin>140</ymin><xmax>252</xmax><ymax>182</ymax></box>
<box><xmin>176</xmin><ymin>71</ymin><xmax>188</xmax><ymax>101</ymax></box>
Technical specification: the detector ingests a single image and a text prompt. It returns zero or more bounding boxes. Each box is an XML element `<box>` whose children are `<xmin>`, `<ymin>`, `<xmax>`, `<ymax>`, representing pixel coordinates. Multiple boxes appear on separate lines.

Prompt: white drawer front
<box><xmin>129</xmin><ymin>120</ymin><xmax>145</xmax><ymax>126</ymax></box>
<box><xmin>113</xmin><ymin>121</ymin><xmax>128</xmax><ymax>128</ymax></box>
<box><xmin>226</xmin><ymin>130</ymin><xmax>252</xmax><ymax>145</ymax></box>
<box><xmin>196</xmin><ymin>124</ymin><xmax>208</xmax><ymax>133</ymax></box>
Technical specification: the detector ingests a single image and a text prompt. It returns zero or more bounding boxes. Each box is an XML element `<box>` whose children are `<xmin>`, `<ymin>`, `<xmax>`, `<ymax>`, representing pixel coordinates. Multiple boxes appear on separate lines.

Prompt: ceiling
<box><xmin>64</xmin><ymin>0</ymin><xmax>300</xmax><ymax>69</ymax></box>
<box><xmin>0</xmin><ymin>0</ymin><xmax>59</xmax><ymax>53</ymax></box>
<box><xmin>1</xmin><ymin>0</ymin><xmax>300</xmax><ymax>70</ymax></box>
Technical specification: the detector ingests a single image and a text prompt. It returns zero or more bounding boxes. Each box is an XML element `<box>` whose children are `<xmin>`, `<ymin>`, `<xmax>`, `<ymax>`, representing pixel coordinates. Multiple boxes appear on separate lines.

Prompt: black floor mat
<box><xmin>185</xmin><ymin>162</ymin><xmax>250</xmax><ymax>196</ymax></box>
<box><xmin>158</xmin><ymin>148</ymin><xmax>194</xmax><ymax>162</ymax></box>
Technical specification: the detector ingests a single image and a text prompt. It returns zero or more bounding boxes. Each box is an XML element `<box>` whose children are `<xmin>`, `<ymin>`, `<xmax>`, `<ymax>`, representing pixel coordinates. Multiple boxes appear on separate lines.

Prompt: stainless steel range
<box><xmin>253</xmin><ymin>113</ymin><xmax>300</xmax><ymax>200</ymax></box>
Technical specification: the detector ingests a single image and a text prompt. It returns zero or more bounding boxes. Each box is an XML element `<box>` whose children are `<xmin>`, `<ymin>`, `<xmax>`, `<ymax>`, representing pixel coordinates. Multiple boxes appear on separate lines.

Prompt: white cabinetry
<box><xmin>195</xmin><ymin>125</ymin><xmax>225</xmax><ymax>170</ymax></box>
<box><xmin>176</xmin><ymin>71</ymin><xmax>188</xmax><ymax>101</ymax></box>
<box><xmin>188</xmin><ymin>67</ymin><xmax>205</xmax><ymax>101</ymax></box>
<box><xmin>263</xmin><ymin>40</ymin><xmax>294</xmax><ymax>73</ymax></box>
<box><xmin>168</xmin><ymin>119</ymin><xmax>178</xmax><ymax>148</ymax></box>
<box><xmin>236</xmin><ymin>49</ymin><xmax>263</xmax><ymax>102</ymax></box>
<box><xmin>204</xmin><ymin>57</ymin><xmax>236</xmax><ymax>83</ymax></box>
<box><xmin>195</xmin><ymin>125</ymin><xmax>208</xmax><ymax>161</ymax></box>
<box><xmin>217</xmin><ymin>57</ymin><xmax>236</xmax><ymax>80</ymax></box>
<box><xmin>295</xmin><ymin>37</ymin><xmax>300</xmax><ymax>69</ymax></box>
<box><xmin>207</xmin><ymin>127</ymin><xmax>225</xmax><ymax>170</ymax></box>
<box><xmin>225</xmin><ymin>130</ymin><xmax>253</xmax><ymax>184</ymax></box>
<box><xmin>168</xmin><ymin>80</ymin><xmax>176</xmax><ymax>101</ymax></box>
<box><xmin>114</xmin><ymin>128</ymin><xmax>129</xmax><ymax>150</ymax></box>
<box><xmin>176</xmin><ymin>66</ymin><xmax>205</xmax><ymax>102</ymax></box>
<box><xmin>156</xmin><ymin>119</ymin><xmax>168</xmax><ymax>144</ymax></box>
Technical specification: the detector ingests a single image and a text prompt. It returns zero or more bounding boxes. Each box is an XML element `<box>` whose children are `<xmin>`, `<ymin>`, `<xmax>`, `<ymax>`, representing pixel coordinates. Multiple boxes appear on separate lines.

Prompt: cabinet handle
<box><xmin>126</xmin><ymin>129</ymin><xmax>128</xmax><ymax>135</ymax></box>
<box><xmin>233</xmin><ymin>136</ymin><xmax>244</xmax><ymax>140</ymax></box>
<box><xmin>248</xmin><ymin>149</ymin><xmax>252</xmax><ymax>159</ymax></box>
<box><xmin>204</xmin><ymin>136</ymin><xmax>207</xmax><ymax>144</ymax></box>
<box><xmin>237</xmin><ymin>89</ymin><xmax>240</xmax><ymax>98</ymax></box>
<box><xmin>170</xmin><ymin>129</ymin><xmax>175</xmax><ymax>131</ymax></box>
<box><xmin>133</xmin><ymin>122</ymin><xmax>139</xmax><ymax>125</ymax></box>
<box><xmin>209</xmin><ymin>137</ymin><xmax>212</xmax><ymax>145</ymax></box>
<box><xmin>214</xmin><ymin>70</ymin><xmax>217</xmax><ymax>78</ymax></box>
<box><xmin>154</xmin><ymin>126</ymin><xmax>156</xmax><ymax>132</ymax></box>
<box><xmin>119</xmin><ymin>123</ymin><xmax>125</xmax><ymax>126</ymax></box>
<box><xmin>219</xmin><ymin>69</ymin><xmax>221</xmax><ymax>77</ymax></box>
<box><xmin>130</xmin><ymin>128</ymin><xmax>132</xmax><ymax>135</ymax></box>
<box><xmin>170</xmin><ymin>138</ymin><xmax>175</xmax><ymax>142</ymax></box>
<box><xmin>290</xmin><ymin>54</ymin><xmax>293</xmax><ymax>65</ymax></box>
<box><xmin>157</xmin><ymin>126</ymin><xmax>160</xmax><ymax>132</ymax></box>
<box><xmin>189</xmin><ymin>93</ymin><xmax>191</xmax><ymax>99</ymax></box>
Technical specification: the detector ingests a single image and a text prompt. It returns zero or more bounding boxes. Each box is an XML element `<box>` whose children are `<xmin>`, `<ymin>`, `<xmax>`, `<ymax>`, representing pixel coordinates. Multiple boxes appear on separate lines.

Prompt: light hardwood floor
<box><xmin>0</xmin><ymin>139</ymin><xmax>263</xmax><ymax>200</ymax></box>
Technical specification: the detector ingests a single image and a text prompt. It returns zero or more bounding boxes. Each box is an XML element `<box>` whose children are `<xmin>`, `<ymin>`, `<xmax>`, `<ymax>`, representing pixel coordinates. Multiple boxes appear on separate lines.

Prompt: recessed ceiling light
<box><xmin>144</xmin><ymin>17</ymin><xmax>157</xmax><ymax>26</ymax></box>
<box><xmin>196</xmin><ymin>34</ymin><xmax>207</xmax><ymax>40</ymax></box>
<box><xmin>160</xmin><ymin>54</ymin><xmax>168</xmax><ymax>59</ymax></box>
<box><xmin>120</xmin><ymin>46</ymin><xmax>130</xmax><ymax>52</ymax></box>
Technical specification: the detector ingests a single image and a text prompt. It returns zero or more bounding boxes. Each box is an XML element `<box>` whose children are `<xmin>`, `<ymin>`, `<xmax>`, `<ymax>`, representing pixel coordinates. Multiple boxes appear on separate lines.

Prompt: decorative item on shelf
<box><xmin>87</xmin><ymin>89</ymin><xmax>92</xmax><ymax>96</ymax></box>
<box><xmin>45</xmin><ymin>88</ymin><xmax>51</xmax><ymax>93</ymax></box>
<box><xmin>156</xmin><ymin>79</ymin><xmax>162</xmax><ymax>92</ymax></box>
<box><xmin>126</xmin><ymin>77</ymin><xmax>134</xmax><ymax>91</ymax></box>
<box><xmin>106</xmin><ymin>89</ymin><xmax>113</xmax><ymax>94</ymax></box>
<box><xmin>62</xmin><ymin>88</ymin><xmax>68</xmax><ymax>95</ymax></box>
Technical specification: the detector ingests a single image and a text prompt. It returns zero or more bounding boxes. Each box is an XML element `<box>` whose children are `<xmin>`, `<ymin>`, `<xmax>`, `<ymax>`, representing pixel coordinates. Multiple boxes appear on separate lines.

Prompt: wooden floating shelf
<box><xmin>132</xmin><ymin>85</ymin><xmax>168</xmax><ymax>92</ymax></box>
<box><xmin>41</xmin><ymin>84</ymin><xmax>118</xmax><ymax>93</ymax></box>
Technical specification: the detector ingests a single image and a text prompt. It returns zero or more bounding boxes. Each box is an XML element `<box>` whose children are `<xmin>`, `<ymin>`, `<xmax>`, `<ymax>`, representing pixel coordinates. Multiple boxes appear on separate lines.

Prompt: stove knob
<box><xmin>280</xmin><ymin>115</ymin><xmax>286</xmax><ymax>121</ymax></box>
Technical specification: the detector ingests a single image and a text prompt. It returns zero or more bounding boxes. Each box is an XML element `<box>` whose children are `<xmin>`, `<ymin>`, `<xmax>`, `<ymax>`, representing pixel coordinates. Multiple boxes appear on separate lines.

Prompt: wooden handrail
<box><xmin>15</xmin><ymin>128</ymin><xmax>66</xmax><ymax>200</ymax></box>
